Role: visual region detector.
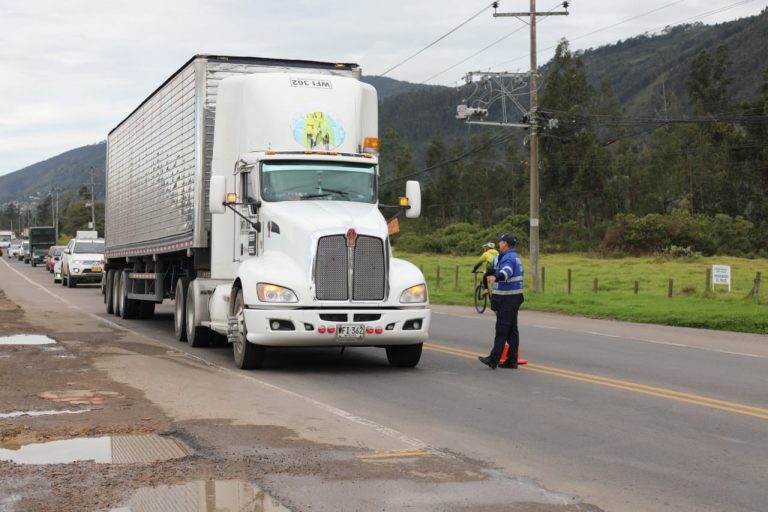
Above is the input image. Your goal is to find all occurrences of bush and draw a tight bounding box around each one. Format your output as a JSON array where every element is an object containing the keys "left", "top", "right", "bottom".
[{"left": 601, "top": 210, "right": 756, "bottom": 256}]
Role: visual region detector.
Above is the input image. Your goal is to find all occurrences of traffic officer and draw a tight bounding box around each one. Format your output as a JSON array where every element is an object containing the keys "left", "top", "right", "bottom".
[{"left": 478, "top": 233, "right": 524, "bottom": 369}]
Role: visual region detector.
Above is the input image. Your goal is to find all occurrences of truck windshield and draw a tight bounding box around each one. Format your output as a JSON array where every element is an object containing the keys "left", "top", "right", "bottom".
[
  {"left": 0, "top": 235, "right": 11, "bottom": 243},
  {"left": 260, "top": 161, "right": 376, "bottom": 203},
  {"left": 74, "top": 241, "right": 105, "bottom": 253}
]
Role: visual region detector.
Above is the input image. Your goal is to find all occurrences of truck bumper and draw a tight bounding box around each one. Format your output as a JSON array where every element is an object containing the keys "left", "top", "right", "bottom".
[{"left": 243, "top": 307, "right": 430, "bottom": 347}]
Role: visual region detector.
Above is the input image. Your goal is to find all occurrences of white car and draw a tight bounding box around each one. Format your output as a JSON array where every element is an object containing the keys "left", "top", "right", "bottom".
[
  {"left": 7, "top": 243, "right": 22, "bottom": 259},
  {"left": 61, "top": 238, "right": 105, "bottom": 288}
]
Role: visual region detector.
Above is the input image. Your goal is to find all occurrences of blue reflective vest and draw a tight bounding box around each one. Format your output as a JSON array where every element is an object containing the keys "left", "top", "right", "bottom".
[{"left": 492, "top": 249, "right": 524, "bottom": 295}]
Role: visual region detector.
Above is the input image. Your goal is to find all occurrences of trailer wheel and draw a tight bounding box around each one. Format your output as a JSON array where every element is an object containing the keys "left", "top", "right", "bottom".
[
  {"left": 105, "top": 270, "right": 115, "bottom": 314},
  {"left": 112, "top": 270, "right": 122, "bottom": 317},
  {"left": 174, "top": 277, "right": 189, "bottom": 341},
  {"left": 232, "top": 289, "right": 265, "bottom": 369},
  {"left": 186, "top": 284, "right": 213, "bottom": 347},
  {"left": 119, "top": 271, "right": 139, "bottom": 319},
  {"left": 385, "top": 343, "right": 423, "bottom": 368}
]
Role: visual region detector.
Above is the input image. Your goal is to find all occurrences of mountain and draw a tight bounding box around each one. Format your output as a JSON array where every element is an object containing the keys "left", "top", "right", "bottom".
[{"left": 0, "top": 142, "right": 106, "bottom": 204}]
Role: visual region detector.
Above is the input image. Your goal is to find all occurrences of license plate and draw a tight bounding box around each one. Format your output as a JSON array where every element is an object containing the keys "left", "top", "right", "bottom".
[
  {"left": 337, "top": 324, "right": 364, "bottom": 340},
  {"left": 91, "top": 266, "right": 102, "bottom": 273}
]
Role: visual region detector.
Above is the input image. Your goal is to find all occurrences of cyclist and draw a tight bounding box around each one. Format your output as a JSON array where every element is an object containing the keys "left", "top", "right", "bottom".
[{"left": 472, "top": 242, "right": 499, "bottom": 297}]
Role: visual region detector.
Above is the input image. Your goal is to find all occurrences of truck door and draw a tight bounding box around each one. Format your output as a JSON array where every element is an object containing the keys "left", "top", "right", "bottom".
[{"left": 234, "top": 164, "right": 260, "bottom": 260}]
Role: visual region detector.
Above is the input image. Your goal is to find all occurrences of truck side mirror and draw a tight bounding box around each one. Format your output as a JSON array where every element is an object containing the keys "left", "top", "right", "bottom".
[
  {"left": 210, "top": 176, "right": 227, "bottom": 214},
  {"left": 404, "top": 181, "right": 421, "bottom": 219}
]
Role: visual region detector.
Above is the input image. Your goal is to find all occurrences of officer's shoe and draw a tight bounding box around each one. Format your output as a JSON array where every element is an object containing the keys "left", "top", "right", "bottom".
[
  {"left": 499, "top": 360, "right": 518, "bottom": 369},
  {"left": 478, "top": 355, "right": 497, "bottom": 369}
]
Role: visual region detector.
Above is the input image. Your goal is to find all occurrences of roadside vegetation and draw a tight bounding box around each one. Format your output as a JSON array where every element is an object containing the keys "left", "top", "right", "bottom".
[{"left": 397, "top": 251, "right": 768, "bottom": 334}]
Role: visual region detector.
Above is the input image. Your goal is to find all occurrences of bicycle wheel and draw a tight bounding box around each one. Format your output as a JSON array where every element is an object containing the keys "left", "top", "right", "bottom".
[{"left": 474, "top": 284, "right": 487, "bottom": 314}]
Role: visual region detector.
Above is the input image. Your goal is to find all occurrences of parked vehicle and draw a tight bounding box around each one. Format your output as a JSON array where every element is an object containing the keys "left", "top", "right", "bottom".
[
  {"left": 45, "top": 245, "right": 66, "bottom": 273},
  {"left": 28, "top": 227, "right": 56, "bottom": 267},
  {"left": 103, "top": 55, "right": 429, "bottom": 370},
  {"left": 61, "top": 237, "right": 105, "bottom": 287},
  {"left": 20, "top": 241, "right": 30, "bottom": 262}
]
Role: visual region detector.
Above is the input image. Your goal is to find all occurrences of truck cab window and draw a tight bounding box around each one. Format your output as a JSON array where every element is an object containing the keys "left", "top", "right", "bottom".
[{"left": 261, "top": 161, "right": 376, "bottom": 203}]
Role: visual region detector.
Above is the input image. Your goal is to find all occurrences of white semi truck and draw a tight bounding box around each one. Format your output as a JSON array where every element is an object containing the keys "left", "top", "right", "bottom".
[{"left": 104, "top": 55, "right": 429, "bottom": 369}]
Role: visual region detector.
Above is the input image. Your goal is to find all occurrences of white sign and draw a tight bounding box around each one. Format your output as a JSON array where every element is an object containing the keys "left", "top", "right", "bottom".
[{"left": 712, "top": 265, "right": 731, "bottom": 291}]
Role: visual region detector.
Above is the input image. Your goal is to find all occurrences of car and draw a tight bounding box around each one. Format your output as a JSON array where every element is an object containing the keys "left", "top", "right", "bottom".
[
  {"left": 20, "top": 241, "right": 30, "bottom": 263},
  {"left": 45, "top": 245, "right": 66, "bottom": 273},
  {"left": 61, "top": 237, "right": 105, "bottom": 288},
  {"left": 53, "top": 259, "right": 63, "bottom": 283},
  {"left": 7, "top": 243, "right": 22, "bottom": 259}
]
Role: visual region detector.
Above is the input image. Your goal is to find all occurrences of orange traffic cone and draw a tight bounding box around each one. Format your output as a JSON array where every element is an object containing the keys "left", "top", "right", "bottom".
[{"left": 500, "top": 343, "right": 528, "bottom": 365}]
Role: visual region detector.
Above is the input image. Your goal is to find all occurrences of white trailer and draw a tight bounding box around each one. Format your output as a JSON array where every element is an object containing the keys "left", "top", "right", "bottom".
[{"left": 104, "top": 55, "right": 429, "bottom": 369}]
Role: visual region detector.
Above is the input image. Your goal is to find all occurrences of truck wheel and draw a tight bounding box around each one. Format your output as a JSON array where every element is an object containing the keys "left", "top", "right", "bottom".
[
  {"left": 232, "top": 289, "right": 265, "bottom": 369},
  {"left": 119, "top": 272, "right": 139, "bottom": 319},
  {"left": 186, "top": 285, "right": 213, "bottom": 347},
  {"left": 105, "top": 271, "right": 115, "bottom": 314},
  {"left": 138, "top": 301, "right": 155, "bottom": 319},
  {"left": 385, "top": 343, "right": 423, "bottom": 368},
  {"left": 174, "top": 277, "right": 189, "bottom": 341},
  {"left": 112, "top": 270, "right": 122, "bottom": 317}
]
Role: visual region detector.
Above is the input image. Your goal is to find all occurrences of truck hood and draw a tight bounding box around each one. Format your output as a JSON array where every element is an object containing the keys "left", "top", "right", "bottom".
[{"left": 264, "top": 201, "right": 386, "bottom": 235}]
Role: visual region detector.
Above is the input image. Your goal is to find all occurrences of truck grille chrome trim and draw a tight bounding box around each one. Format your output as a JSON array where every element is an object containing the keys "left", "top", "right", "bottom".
[{"left": 314, "top": 235, "right": 386, "bottom": 301}]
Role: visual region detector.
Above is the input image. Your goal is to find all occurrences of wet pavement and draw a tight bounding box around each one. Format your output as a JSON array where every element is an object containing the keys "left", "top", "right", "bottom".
[{"left": 0, "top": 434, "right": 190, "bottom": 464}]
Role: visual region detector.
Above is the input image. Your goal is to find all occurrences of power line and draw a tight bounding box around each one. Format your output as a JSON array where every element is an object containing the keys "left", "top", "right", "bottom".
[{"left": 378, "top": 3, "right": 496, "bottom": 78}]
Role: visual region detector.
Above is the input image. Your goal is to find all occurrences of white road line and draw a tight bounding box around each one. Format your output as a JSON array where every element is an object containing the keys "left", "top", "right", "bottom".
[
  {"left": 432, "top": 311, "right": 767, "bottom": 359},
  {"left": 1, "top": 257, "right": 442, "bottom": 455}
]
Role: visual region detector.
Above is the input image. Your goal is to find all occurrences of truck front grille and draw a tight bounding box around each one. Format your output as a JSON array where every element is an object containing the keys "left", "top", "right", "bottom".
[{"left": 314, "top": 235, "right": 386, "bottom": 301}]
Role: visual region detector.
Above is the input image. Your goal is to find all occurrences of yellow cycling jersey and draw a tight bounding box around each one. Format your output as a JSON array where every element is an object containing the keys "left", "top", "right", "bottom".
[{"left": 476, "top": 249, "right": 499, "bottom": 271}]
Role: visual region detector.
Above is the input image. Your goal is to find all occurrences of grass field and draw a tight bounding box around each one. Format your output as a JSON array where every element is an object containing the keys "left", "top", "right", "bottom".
[{"left": 395, "top": 251, "right": 768, "bottom": 334}]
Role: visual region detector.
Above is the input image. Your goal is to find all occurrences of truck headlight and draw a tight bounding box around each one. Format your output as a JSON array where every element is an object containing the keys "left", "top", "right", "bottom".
[
  {"left": 400, "top": 284, "right": 428, "bottom": 303},
  {"left": 257, "top": 283, "right": 298, "bottom": 303}
]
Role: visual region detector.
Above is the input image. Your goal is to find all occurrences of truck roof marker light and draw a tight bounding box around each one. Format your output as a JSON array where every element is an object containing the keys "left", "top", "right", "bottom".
[
  {"left": 266, "top": 150, "right": 276, "bottom": 155},
  {"left": 363, "top": 137, "right": 380, "bottom": 155},
  {"left": 329, "top": 151, "right": 338, "bottom": 155},
  {"left": 362, "top": 153, "right": 373, "bottom": 159},
  {"left": 304, "top": 150, "right": 313, "bottom": 154}
]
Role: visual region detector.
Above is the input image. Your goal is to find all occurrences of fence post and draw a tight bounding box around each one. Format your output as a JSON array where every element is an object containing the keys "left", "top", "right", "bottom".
[
  {"left": 668, "top": 279, "right": 674, "bottom": 298},
  {"left": 593, "top": 277, "right": 598, "bottom": 293},
  {"left": 436, "top": 265, "right": 441, "bottom": 289},
  {"left": 705, "top": 268, "right": 711, "bottom": 291},
  {"left": 634, "top": 281, "right": 639, "bottom": 294},
  {"left": 567, "top": 269, "right": 572, "bottom": 295},
  {"left": 541, "top": 266, "right": 546, "bottom": 293},
  {"left": 748, "top": 271, "right": 762, "bottom": 303},
  {"left": 454, "top": 265, "right": 459, "bottom": 290}
]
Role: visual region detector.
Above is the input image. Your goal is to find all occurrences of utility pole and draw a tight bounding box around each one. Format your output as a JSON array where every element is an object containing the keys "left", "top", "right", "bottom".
[
  {"left": 88, "top": 166, "right": 97, "bottom": 231},
  {"left": 493, "top": 1, "right": 568, "bottom": 292},
  {"left": 50, "top": 188, "right": 62, "bottom": 242}
]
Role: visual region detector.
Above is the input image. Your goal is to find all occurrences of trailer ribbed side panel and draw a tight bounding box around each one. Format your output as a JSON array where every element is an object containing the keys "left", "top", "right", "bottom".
[{"left": 106, "top": 55, "right": 361, "bottom": 258}]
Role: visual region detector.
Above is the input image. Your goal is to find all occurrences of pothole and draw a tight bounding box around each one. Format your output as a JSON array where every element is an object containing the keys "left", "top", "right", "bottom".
[
  {"left": 37, "top": 389, "right": 122, "bottom": 406},
  {"left": 0, "top": 409, "right": 91, "bottom": 419},
  {"left": 0, "top": 334, "right": 56, "bottom": 345},
  {"left": 111, "top": 480, "right": 291, "bottom": 511},
  {"left": 0, "top": 434, "right": 190, "bottom": 464}
]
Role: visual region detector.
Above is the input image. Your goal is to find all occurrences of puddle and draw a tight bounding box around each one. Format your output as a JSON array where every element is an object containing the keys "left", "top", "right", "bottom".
[
  {"left": 0, "top": 334, "right": 56, "bottom": 345},
  {"left": 0, "top": 434, "right": 190, "bottom": 464},
  {"left": 111, "top": 480, "right": 291, "bottom": 512},
  {"left": 0, "top": 409, "right": 91, "bottom": 419}
]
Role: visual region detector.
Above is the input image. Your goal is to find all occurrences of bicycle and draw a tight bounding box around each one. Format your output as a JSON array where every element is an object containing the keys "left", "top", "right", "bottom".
[{"left": 473, "top": 271, "right": 490, "bottom": 314}]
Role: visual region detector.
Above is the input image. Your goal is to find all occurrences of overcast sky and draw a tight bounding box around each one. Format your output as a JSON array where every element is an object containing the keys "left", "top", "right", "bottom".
[{"left": 0, "top": 0, "right": 763, "bottom": 176}]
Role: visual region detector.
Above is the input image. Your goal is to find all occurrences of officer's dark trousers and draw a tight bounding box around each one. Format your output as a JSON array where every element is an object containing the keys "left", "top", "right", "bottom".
[{"left": 490, "top": 294, "right": 524, "bottom": 363}]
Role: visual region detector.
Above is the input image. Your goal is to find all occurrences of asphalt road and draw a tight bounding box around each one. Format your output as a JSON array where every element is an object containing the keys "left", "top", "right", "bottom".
[{"left": 2, "top": 255, "right": 767, "bottom": 512}]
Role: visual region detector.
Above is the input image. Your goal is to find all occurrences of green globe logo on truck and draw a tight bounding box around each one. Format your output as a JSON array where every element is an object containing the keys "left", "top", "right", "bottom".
[{"left": 292, "top": 111, "right": 345, "bottom": 150}]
